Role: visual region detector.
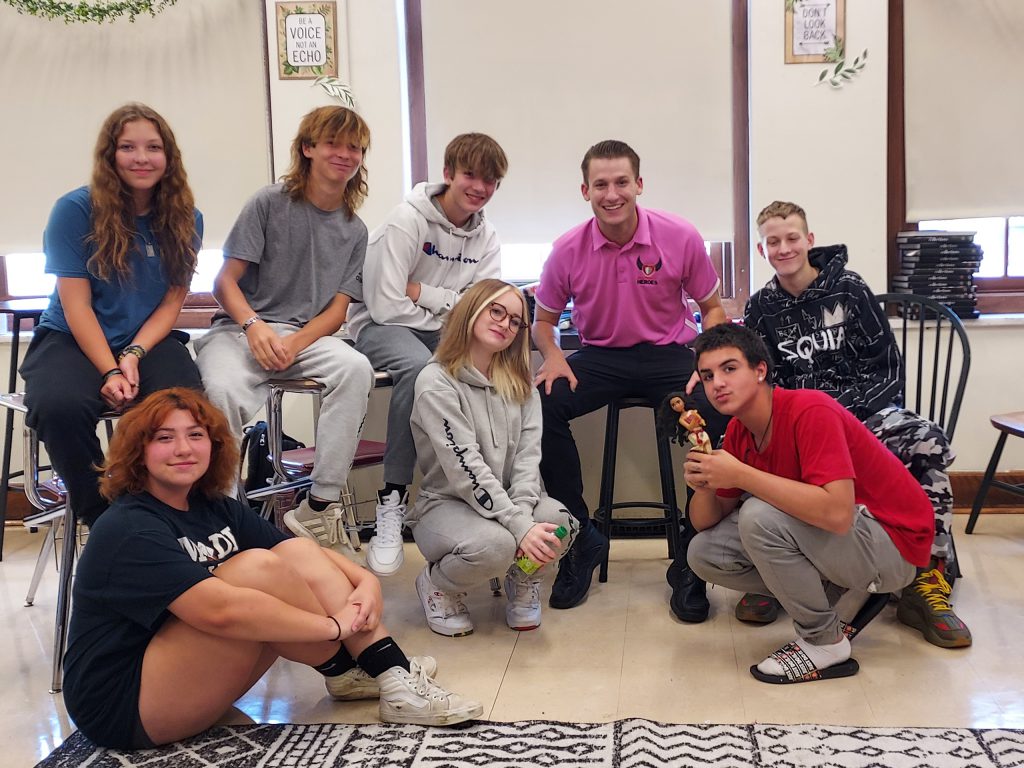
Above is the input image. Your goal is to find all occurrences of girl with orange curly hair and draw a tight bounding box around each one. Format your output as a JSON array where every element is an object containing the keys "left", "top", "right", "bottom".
[
  {"left": 63, "top": 388, "right": 481, "bottom": 749},
  {"left": 20, "top": 103, "right": 203, "bottom": 527}
]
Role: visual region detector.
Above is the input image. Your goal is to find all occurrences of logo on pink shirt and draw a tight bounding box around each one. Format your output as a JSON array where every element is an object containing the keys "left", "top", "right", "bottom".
[{"left": 636, "top": 255, "right": 663, "bottom": 284}]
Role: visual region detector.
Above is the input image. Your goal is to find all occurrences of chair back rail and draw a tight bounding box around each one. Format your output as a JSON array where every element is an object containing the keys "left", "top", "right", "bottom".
[{"left": 875, "top": 293, "right": 971, "bottom": 441}]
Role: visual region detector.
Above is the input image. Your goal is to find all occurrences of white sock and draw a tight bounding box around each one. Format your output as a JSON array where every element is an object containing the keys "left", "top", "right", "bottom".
[{"left": 757, "top": 635, "right": 851, "bottom": 676}]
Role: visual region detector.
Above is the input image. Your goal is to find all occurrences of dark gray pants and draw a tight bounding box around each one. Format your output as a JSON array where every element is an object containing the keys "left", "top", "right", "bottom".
[{"left": 354, "top": 324, "right": 441, "bottom": 486}]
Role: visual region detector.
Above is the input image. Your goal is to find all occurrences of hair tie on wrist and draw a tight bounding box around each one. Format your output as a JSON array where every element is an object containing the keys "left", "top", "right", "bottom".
[
  {"left": 327, "top": 615, "right": 342, "bottom": 642},
  {"left": 102, "top": 368, "right": 124, "bottom": 382}
]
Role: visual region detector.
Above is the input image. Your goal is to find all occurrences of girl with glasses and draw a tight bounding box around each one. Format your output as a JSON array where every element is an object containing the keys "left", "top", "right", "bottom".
[{"left": 407, "top": 279, "right": 577, "bottom": 636}]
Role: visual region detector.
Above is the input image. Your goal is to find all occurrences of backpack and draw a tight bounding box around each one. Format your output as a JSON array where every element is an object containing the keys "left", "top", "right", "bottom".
[{"left": 240, "top": 420, "right": 305, "bottom": 508}]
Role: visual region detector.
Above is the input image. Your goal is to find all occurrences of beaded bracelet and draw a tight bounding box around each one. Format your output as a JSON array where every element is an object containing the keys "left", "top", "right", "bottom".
[
  {"left": 241, "top": 315, "right": 261, "bottom": 333},
  {"left": 118, "top": 344, "right": 146, "bottom": 362}
]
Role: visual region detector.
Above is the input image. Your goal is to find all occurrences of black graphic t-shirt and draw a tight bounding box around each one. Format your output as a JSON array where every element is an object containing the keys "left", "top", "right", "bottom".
[{"left": 63, "top": 491, "right": 287, "bottom": 746}]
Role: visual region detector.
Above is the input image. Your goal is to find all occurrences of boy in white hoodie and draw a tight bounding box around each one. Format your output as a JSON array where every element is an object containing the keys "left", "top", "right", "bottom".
[{"left": 346, "top": 134, "right": 508, "bottom": 576}]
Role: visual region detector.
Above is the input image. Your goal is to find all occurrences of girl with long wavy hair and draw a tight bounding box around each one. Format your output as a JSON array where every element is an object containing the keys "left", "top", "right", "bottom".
[
  {"left": 407, "top": 279, "right": 578, "bottom": 636},
  {"left": 62, "top": 388, "right": 481, "bottom": 749},
  {"left": 20, "top": 103, "right": 203, "bottom": 527}
]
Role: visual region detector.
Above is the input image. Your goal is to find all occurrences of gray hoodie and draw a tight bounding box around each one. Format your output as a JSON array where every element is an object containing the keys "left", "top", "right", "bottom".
[
  {"left": 408, "top": 361, "right": 543, "bottom": 545},
  {"left": 347, "top": 182, "right": 501, "bottom": 339}
]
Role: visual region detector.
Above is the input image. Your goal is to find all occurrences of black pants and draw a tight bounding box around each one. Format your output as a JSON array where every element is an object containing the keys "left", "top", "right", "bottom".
[
  {"left": 538, "top": 343, "right": 729, "bottom": 533},
  {"left": 20, "top": 328, "right": 202, "bottom": 526}
]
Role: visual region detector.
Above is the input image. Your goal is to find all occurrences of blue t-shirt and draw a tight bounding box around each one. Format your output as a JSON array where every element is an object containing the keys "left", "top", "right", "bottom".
[{"left": 37, "top": 186, "right": 203, "bottom": 350}]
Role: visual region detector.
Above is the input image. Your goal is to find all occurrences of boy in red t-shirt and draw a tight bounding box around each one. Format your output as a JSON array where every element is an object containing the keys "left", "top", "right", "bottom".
[{"left": 683, "top": 323, "right": 933, "bottom": 684}]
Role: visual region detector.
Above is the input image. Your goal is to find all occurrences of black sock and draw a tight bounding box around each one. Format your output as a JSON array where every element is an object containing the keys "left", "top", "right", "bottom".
[
  {"left": 356, "top": 637, "right": 410, "bottom": 677},
  {"left": 307, "top": 495, "right": 331, "bottom": 512},
  {"left": 313, "top": 644, "right": 357, "bottom": 677},
  {"left": 382, "top": 483, "right": 407, "bottom": 499}
]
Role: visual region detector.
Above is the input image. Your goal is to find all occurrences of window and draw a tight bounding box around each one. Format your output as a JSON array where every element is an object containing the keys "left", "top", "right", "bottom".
[
  {"left": 1, "top": 250, "right": 224, "bottom": 331},
  {"left": 3, "top": 249, "right": 223, "bottom": 300}
]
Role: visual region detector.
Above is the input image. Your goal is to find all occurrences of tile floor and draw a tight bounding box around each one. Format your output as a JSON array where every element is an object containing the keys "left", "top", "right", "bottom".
[{"left": 2, "top": 514, "right": 1022, "bottom": 766}]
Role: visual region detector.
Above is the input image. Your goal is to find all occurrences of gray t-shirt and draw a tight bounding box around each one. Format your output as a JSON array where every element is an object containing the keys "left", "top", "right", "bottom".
[{"left": 212, "top": 183, "right": 367, "bottom": 328}]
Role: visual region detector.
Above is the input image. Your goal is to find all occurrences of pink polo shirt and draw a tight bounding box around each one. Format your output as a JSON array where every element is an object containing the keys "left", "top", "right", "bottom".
[{"left": 534, "top": 207, "right": 720, "bottom": 347}]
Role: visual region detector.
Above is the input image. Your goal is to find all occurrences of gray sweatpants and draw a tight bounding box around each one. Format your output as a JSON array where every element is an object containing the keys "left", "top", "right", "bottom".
[
  {"left": 688, "top": 498, "right": 915, "bottom": 645},
  {"left": 410, "top": 495, "right": 578, "bottom": 592},
  {"left": 354, "top": 323, "right": 441, "bottom": 486},
  {"left": 195, "top": 323, "right": 374, "bottom": 501}
]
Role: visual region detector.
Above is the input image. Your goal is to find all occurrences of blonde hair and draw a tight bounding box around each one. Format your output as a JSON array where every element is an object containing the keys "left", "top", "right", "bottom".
[
  {"left": 434, "top": 279, "right": 532, "bottom": 404},
  {"left": 88, "top": 103, "right": 198, "bottom": 286},
  {"left": 280, "top": 106, "right": 371, "bottom": 217},
  {"left": 756, "top": 201, "right": 808, "bottom": 233}
]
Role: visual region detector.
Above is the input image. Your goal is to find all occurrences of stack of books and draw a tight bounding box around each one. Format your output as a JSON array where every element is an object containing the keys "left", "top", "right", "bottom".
[{"left": 893, "top": 231, "right": 981, "bottom": 319}]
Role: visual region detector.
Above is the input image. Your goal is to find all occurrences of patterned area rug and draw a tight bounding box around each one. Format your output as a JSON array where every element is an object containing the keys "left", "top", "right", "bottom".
[{"left": 35, "top": 719, "right": 1024, "bottom": 768}]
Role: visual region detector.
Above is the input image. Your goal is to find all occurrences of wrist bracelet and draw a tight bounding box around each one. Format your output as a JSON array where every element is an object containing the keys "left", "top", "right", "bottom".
[
  {"left": 241, "top": 315, "right": 261, "bottom": 333},
  {"left": 118, "top": 344, "right": 146, "bottom": 362},
  {"left": 327, "top": 615, "right": 342, "bottom": 642},
  {"left": 102, "top": 368, "right": 124, "bottom": 382}
]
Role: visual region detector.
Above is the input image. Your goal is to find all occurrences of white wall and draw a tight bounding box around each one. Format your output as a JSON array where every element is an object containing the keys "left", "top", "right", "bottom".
[{"left": 0, "top": 0, "right": 270, "bottom": 250}]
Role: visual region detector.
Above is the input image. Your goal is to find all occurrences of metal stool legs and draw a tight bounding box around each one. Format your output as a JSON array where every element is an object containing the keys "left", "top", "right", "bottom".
[
  {"left": 50, "top": 501, "right": 77, "bottom": 693},
  {"left": 263, "top": 380, "right": 364, "bottom": 551},
  {"left": 24, "top": 512, "right": 59, "bottom": 607}
]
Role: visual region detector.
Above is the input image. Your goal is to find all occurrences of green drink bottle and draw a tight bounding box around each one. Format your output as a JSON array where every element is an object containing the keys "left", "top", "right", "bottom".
[{"left": 515, "top": 525, "right": 569, "bottom": 575}]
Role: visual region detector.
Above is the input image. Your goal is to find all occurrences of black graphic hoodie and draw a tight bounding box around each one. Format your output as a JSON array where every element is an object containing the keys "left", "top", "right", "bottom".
[
  {"left": 408, "top": 361, "right": 543, "bottom": 545},
  {"left": 744, "top": 244, "right": 903, "bottom": 421}
]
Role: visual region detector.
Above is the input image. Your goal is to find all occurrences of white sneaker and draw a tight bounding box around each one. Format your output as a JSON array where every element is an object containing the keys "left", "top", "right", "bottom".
[
  {"left": 415, "top": 566, "right": 473, "bottom": 637},
  {"left": 378, "top": 663, "right": 483, "bottom": 726},
  {"left": 366, "top": 490, "right": 407, "bottom": 575},
  {"left": 504, "top": 565, "right": 543, "bottom": 631},
  {"left": 283, "top": 497, "right": 345, "bottom": 547},
  {"left": 325, "top": 655, "right": 437, "bottom": 701}
]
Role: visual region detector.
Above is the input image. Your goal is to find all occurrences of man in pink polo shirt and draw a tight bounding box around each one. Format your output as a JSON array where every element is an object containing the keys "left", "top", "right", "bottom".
[{"left": 533, "top": 139, "right": 729, "bottom": 614}]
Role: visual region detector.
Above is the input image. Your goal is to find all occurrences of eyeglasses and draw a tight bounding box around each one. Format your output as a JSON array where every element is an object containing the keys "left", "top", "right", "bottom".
[{"left": 487, "top": 302, "right": 525, "bottom": 332}]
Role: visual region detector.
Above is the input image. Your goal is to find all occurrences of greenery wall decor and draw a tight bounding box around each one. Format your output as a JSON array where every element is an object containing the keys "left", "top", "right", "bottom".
[
  {"left": 817, "top": 38, "right": 868, "bottom": 89},
  {"left": 2, "top": 0, "right": 177, "bottom": 23}
]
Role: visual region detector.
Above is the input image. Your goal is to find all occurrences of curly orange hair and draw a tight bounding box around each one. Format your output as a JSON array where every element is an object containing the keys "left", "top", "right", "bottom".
[
  {"left": 88, "top": 103, "right": 198, "bottom": 287},
  {"left": 99, "top": 388, "right": 239, "bottom": 501}
]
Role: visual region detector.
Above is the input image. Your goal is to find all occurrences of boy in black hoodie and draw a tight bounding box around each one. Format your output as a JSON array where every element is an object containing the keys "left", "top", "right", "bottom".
[{"left": 741, "top": 201, "right": 970, "bottom": 649}]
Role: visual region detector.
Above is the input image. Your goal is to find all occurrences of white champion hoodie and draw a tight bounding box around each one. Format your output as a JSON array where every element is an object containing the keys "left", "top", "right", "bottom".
[{"left": 347, "top": 182, "right": 501, "bottom": 339}]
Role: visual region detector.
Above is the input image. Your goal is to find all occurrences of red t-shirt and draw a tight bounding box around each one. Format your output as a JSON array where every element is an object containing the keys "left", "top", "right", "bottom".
[{"left": 719, "top": 387, "right": 933, "bottom": 567}]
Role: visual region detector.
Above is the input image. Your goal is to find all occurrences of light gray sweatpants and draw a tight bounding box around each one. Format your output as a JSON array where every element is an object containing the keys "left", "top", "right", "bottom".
[
  {"left": 354, "top": 323, "right": 440, "bottom": 486},
  {"left": 687, "top": 498, "right": 916, "bottom": 645},
  {"left": 410, "top": 495, "right": 578, "bottom": 592},
  {"left": 195, "top": 323, "right": 374, "bottom": 501}
]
